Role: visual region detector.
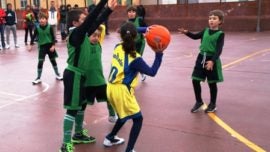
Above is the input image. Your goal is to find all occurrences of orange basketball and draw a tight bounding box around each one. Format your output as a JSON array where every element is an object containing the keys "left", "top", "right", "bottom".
[{"left": 145, "top": 25, "right": 171, "bottom": 52}]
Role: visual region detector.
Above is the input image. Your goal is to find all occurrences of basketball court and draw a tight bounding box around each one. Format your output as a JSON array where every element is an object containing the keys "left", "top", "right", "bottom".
[{"left": 0, "top": 30, "right": 269, "bottom": 152}]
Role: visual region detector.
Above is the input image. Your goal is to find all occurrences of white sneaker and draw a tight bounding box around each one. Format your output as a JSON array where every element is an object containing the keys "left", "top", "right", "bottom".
[
  {"left": 32, "top": 78, "right": 42, "bottom": 85},
  {"left": 56, "top": 75, "right": 63, "bottom": 80},
  {"left": 108, "top": 115, "right": 118, "bottom": 123},
  {"left": 130, "top": 150, "right": 136, "bottom": 152},
  {"left": 103, "top": 136, "right": 125, "bottom": 147},
  {"left": 0, "top": 46, "right": 2, "bottom": 50},
  {"left": 5, "top": 45, "right": 10, "bottom": 49},
  {"left": 15, "top": 44, "right": 19, "bottom": 48}
]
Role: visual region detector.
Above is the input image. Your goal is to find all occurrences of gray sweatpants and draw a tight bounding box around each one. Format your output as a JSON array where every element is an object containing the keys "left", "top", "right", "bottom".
[{"left": 5, "top": 24, "right": 17, "bottom": 45}]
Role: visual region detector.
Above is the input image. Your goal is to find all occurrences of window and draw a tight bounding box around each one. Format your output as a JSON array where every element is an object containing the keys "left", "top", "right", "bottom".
[
  {"left": 162, "top": 0, "right": 177, "bottom": 4},
  {"left": 33, "top": 0, "right": 40, "bottom": 6},
  {"left": 21, "top": 0, "right": 27, "bottom": 8},
  {"left": 1, "top": 0, "right": 7, "bottom": 9}
]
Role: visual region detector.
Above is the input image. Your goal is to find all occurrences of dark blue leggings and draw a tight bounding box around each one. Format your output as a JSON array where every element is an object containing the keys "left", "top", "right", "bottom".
[{"left": 107, "top": 115, "right": 143, "bottom": 152}]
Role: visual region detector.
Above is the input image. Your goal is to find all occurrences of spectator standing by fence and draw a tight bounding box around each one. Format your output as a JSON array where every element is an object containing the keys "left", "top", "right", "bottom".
[
  {"left": 0, "top": 7, "right": 6, "bottom": 50},
  {"left": 5, "top": 3, "right": 19, "bottom": 49}
]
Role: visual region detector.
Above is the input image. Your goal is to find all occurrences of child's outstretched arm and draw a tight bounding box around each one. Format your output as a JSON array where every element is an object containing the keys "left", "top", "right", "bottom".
[
  {"left": 137, "top": 27, "right": 147, "bottom": 33},
  {"left": 130, "top": 53, "right": 163, "bottom": 77},
  {"left": 178, "top": 27, "right": 188, "bottom": 34},
  {"left": 178, "top": 27, "right": 204, "bottom": 40},
  {"left": 87, "top": 0, "right": 117, "bottom": 36},
  {"left": 78, "top": 0, "right": 108, "bottom": 34},
  {"left": 69, "top": 0, "right": 108, "bottom": 47},
  {"left": 130, "top": 42, "right": 165, "bottom": 76}
]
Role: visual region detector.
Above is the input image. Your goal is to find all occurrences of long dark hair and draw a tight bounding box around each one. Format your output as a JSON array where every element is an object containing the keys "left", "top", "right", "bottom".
[{"left": 120, "top": 22, "right": 137, "bottom": 58}]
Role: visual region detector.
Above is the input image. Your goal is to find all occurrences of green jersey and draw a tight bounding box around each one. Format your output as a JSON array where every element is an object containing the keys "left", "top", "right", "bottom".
[
  {"left": 84, "top": 43, "right": 106, "bottom": 86},
  {"left": 200, "top": 28, "right": 223, "bottom": 55},
  {"left": 66, "top": 33, "right": 92, "bottom": 72},
  {"left": 37, "top": 25, "right": 53, "bottom": 46}
]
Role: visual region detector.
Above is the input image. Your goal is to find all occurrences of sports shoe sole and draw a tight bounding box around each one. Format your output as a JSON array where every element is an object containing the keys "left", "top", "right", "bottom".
[
  {"left": 191, "top": 103, "right": 204, "bottom": 113},
  {"left": 32, "top": 82, "right": 41, "bottom": 85},
  {"left": 72, "top": 138, "right": 96, "bottom": 144},
  {"left": 103, "top": 137, "right": 125, "bottom": 147},
  {"left": 205, "top": 107, "right": 217, "bottom": 113}
]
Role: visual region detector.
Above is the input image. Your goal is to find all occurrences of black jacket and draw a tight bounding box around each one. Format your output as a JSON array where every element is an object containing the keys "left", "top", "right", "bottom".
[{"left": 5, "top": 9, "right": 16, "bottom": 25}]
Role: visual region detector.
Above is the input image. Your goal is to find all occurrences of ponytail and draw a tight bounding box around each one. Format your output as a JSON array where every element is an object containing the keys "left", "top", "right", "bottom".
[{"left": 120, "top": 22, "right": 137, "bottom": 58}]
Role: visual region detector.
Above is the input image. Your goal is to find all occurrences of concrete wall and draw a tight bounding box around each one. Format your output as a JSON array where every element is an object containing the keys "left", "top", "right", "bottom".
[
  {"left": 15, "top": 1, "right": 270, "bottom": 32},
  {"left": 108, "top": 1, "right": 270, "bottom": 32}
]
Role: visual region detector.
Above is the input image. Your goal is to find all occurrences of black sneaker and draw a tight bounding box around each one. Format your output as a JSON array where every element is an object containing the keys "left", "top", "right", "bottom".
[
  {"left": 205, "top": 104, "right": 217, "bottom": 113},
  {"left": 72, "top": 129, "right": 96, "bottom": 144},
  {"left": 191, "top": 102, "right": 204, "bottom": 113},
  {"left": 59, "top": 143, "right": 74, "bottom": 152}
]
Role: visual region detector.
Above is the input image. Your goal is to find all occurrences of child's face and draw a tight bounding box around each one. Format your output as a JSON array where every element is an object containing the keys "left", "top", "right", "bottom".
[
  {"left": 39, "top": 17, "right": 47, "bottom": 26},
  {"left": 73, "top": 13, "right": 86, "bottom": 27},
  {"left": 7, "top": 5, "right": 12, "bottom": 10},
  {"left": 89, "top": 30, "right": 101, "bottom": 44},
  {"left": 208, "top": 15, "right": 221, "bottom": 30},
  {"left": 127, "top": 10, "right": 136, "bottom": 19}
]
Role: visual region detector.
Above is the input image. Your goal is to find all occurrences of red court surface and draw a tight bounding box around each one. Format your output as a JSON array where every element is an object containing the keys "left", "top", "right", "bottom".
[{"left": 0, "top": 30, "right": 270, "bottom": 152}]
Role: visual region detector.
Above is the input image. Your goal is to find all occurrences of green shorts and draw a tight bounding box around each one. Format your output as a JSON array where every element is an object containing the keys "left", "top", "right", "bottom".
[
  {"left": 38, "top": 44, "right": 58, "bottom": 61},
  {"left": 63, "top": 68, "right": 86, "bottom": 110},
  {"left": 192, "top": 53, "right": 223, "bottom": 83},
  {"left": 84, "top": 84, "right": 107, "bottom": 105}
]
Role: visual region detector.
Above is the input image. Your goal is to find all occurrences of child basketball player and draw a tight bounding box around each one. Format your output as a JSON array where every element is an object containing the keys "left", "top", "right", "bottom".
[
  {"left": 126, "top": 6, "right": 147, "bottom": 81},
  {"left": 178, "top": 9, "right": 225, "bottom": 113},
  {"left": 29, "top": 12, "right": 62, "bottom": 85},
  {"left": 84, "top": 25, "right": 117, "bottom": 123},
  {"left": 59, "top": 0, "right": 117, "bottom": 152},
  {"left": 103, "top": 22, "right": 166, "bottom": 152}
]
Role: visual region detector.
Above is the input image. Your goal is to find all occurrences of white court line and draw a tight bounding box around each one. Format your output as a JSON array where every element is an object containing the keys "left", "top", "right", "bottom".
[
  {"left": 0, "top": 82, "right": 50, "bottom": 109},
  {"left": 0, "top": 95, "right": 21, "bottom": 101},
  {"left": 0, "top": 91, "right": 26, "bottom": 98}
]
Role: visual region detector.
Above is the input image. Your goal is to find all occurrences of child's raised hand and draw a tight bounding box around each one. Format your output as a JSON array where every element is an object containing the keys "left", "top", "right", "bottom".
[
  {"left": 151, "top": 38, "right": 166, "bottom": 53},
  {"left": 178, "top": 28, "right": 188, "bottom": 34},
  {"left": 108, "top": 0, "right": 118, "bottom": 10}
]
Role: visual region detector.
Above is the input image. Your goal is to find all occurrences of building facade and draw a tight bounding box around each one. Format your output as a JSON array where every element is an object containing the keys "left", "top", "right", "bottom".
[
  {"left": 0, "top": 0, "right": 142, "bottom": 10},
  {"left": 1, "top": 0, "right": 255, "bottom": 10}
]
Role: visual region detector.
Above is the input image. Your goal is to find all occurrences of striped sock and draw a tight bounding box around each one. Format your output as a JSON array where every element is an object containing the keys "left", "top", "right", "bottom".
[
  {"left": 75, "top": 110, "right": 85, "bottom": 133},
  {"left": 63, "top": 114, "right": 75, "bottom": 143}
]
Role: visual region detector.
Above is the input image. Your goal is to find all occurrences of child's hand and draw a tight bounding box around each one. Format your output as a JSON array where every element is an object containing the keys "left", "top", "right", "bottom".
[
  {"left": 178, "top": 28, "right": 188, "bottom": 34},
  {"left": 50, "top": 45, "right": 55, "bottom": 52},
  {"left": 151, "top": 38, "right": 166, "bottom": 53},
  {"left": 108, "top": 0, "right": 118, "bottom": 10},
  {"left": 206, "top": 60, "right": 214, "bottom": 71}
]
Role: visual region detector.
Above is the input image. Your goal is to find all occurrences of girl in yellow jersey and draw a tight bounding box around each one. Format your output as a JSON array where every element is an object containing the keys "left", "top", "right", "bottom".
[{"left": 103, "top": 22, "right": 166, "bottom": 152}]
